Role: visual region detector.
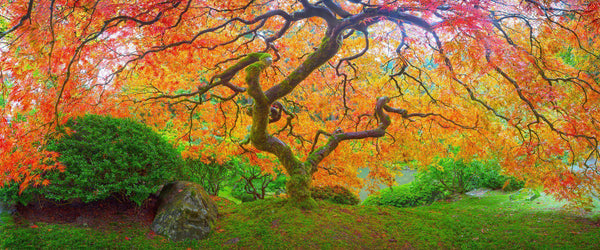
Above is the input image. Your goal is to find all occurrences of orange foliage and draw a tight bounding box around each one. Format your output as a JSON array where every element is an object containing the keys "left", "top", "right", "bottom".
[{"left": 1, "top": 0, "right": 599, "bottom": 203}]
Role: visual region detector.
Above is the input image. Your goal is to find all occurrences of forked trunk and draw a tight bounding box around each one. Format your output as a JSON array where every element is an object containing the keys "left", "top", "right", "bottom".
[{"left": 285, "top": 165, "right": 317, "bottom": 209}]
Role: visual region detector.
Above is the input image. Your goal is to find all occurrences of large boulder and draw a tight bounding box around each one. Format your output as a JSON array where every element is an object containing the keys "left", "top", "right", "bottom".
[{"left": 151, "top": 181, "right": 218, "bottom": 241}]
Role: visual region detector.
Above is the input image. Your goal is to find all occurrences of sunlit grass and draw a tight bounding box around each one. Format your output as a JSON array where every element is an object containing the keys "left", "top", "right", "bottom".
[{"left": 217, "top": 186, "right": 242, "bottom": 205}]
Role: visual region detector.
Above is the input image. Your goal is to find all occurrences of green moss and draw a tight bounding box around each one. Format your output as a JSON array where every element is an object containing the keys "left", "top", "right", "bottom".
[
  {"left": 152, "top": 182, "right": 217, "bottom": 241},
  {"left": 286, "top": 172, "right": 317, "bottom": 209},
  {"left": 245, "top": 64, "right": 264, "bottom": 76},
  {"left": 245, "top": 53, "right": 272, "bottom": 72},
  {"left": 290, "top": 197, "right": 318, "bottom": 210},
  {"left": 2, "top": 193, "right": 600, "bottom": 248},
  {"left": 254, "top": 52, "right": 272, "bottom": 61},
  {"left": 215, "top": 52, "right": 272, "bottom": 84},
  {"left": 244, "top": 53, "right": 272, "bottom": 99}
]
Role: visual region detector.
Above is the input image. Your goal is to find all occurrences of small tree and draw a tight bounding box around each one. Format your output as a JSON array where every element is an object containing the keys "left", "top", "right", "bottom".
[
  {"left": 238, "top": 165, "right": 274, "bottom": 200},
  {"left": 182, "top": 157, "right": 233, "bottom": 196},
  {"left": 230, "top": 160, "right": 287, "bottom": 201}
]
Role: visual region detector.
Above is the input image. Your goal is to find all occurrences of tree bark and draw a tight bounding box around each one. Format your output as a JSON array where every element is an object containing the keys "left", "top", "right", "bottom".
[
  {"left": 286, "top": 164, "right": 317, "bottom": 209},
  {"left": 241, "top": 38, "right": 342, "bottom": 209}
]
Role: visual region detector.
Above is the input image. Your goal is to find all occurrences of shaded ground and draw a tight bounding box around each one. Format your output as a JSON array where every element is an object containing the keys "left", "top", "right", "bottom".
[
  {"left": 14, "top": 196, "right": 159, "bottom": 230},
  {"left": 12, "top": 195, "right": 235, "bottom": 231}
]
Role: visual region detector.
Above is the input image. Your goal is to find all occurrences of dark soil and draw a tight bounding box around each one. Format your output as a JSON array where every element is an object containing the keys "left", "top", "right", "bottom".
[{"left": 14, "top": 195, "right": 159, "bottom": 230}]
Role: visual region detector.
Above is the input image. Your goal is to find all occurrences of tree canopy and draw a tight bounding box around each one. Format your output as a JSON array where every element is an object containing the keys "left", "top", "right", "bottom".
[{"left": 1, "top": 0, "right": 599, "bottom": 206}]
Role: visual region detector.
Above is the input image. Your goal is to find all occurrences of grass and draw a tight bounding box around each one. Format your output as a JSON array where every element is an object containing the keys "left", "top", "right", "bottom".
[
  {"left": 217, "top": 186, "right": 242, "bottom": 205},
  {"left": 1, "top": 191, "right": 599, "bottom": 249}
]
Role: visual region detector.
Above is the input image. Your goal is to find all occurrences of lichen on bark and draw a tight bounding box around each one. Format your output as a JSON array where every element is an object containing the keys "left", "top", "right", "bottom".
[{"left": 240, "top": 37, "right": 344, "bottom": 209}]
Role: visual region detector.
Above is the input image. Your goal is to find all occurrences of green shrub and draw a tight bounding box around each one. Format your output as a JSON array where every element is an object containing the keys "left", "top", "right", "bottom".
[
  {"left": 32, "top": 114, "right": 180, "bottom": 205},
  {"left": 416, "top": 159, "right": 482, "bottom": 194},
  {"left": 363, "top": 158, "right": 524, "bottom": 208},
  {"left": 362, "top": 183, "right": 444, "bottom": 207},
  {"left": 0, "top": 182, "right": 35, "bottom": 206},
  {"left": 181, "top": 158, "right": 233, "bottom": 196},
  {"left": 416, "top": 158, "right": 524, "bottom": 195},
  {"left": 267, "top": 173, "right": 287, "bottom": 196},
  {"left": 310, "top": 185, "right": 360, "bottom": 205},
  {"left": 478, "top": 167, "right": 524, "bottom": 191},
  {"left": 231, "top": 186, "right": 257, "bottom": 202}
]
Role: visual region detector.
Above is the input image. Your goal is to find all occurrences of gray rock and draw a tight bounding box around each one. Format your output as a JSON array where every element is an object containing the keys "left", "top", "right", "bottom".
[
  {"left": 466, "top": 188, "right": 491, "bottom": 198},
  {"left": 151, "top": 181, "right": 218, "bottom": 241},
  {"left": 0, "top": 201, "right": 16, "bottom": 215},
  {"left": 0, "top": 201, "right": 15, "bottom": 227},
  {"left": 509, "top": 188, "right": 541, "bottom": 201}
]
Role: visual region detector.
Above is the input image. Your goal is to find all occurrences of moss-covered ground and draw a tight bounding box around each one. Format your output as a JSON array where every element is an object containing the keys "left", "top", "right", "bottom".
[{"left": 1, "top": 191, "right": 599, "bottom": 249}]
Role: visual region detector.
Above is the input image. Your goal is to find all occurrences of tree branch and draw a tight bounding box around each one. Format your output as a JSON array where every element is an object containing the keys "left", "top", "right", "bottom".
[{"left": 0, "top": 0, "right": 34, "bottom": 40}]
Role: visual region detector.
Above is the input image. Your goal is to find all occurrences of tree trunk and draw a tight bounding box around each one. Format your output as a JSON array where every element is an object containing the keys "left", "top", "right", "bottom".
[{"left": 285, "top": 165, "right": 317, "bottom": 209}]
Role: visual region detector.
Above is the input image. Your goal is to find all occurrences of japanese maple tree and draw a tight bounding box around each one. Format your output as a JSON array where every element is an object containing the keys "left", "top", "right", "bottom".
[{"left": 1, "top": 0, "right": 599, "bottom": 208}]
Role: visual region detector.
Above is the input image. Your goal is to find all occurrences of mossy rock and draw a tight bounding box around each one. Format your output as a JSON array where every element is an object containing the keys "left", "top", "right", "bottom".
[{"left": 151, "top": 181, "right": 218, "bottom": 241}]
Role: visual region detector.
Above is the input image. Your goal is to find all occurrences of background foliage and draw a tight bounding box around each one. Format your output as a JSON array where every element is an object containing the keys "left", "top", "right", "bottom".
[
  {"left": 180, "top": 157, "right": 234, "bottom": 196},
  {"left": 0, "top": 0, "right": 599, "bottom": 204},
  {"left": 414, "top": 158, "right": 525, "bottom": 194},
  {"left": 363, "top": 157, "right": 524, "bottom": 208}
]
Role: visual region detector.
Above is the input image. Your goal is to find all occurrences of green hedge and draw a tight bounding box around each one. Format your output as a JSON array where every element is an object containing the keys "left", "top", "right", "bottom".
[
  {"left": 311, "top": 185, "right": 360, "bottom": 205},
  {"left": 1, "top": 114, "right": 182, "bottom": 206},
  {"left": 415, "top": 159, "right": 524, "bottom": 194},
  {"left": 363, "top": 158, "right": 524, "bottom": 208},
  {"left": 362, "top": 183, "right": 444, "bottom": 207}
]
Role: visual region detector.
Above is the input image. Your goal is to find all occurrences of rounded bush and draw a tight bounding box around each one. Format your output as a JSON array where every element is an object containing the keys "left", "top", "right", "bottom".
[
  {"left": 39, "top": 114, "right": 181, "bottom": 205},
  {"left": 310, "top": 185, "right": 360, "bottom": 205},
  {"left": 362, "top": 183, "right": 444, "bottom": 208},
  {"left": 479, "top": 168, "right": 524, "bottom": 191},
  {"left": 415, "top": 159, "right": 481, "bottom": 194},
  {"left": 415, "top": 158, "right": 525, "bottom": 194}
]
